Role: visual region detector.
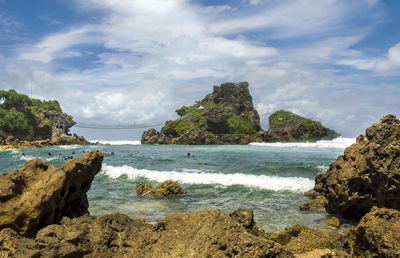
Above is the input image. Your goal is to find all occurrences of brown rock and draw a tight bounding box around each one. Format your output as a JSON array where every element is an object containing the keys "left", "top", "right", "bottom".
[
  {"left": 299, "top": 194, "right": 328, "bottom": 211},
  {"left": 5, "top": 209, "right": 293, "bottom": 257},
  {"left": 352, "top": 206, "right": 400, "bottom": 257},
  {"left": 319, "top": 217, "right": 340, "bottom": 228},
  {"left": 0, "top": 150, "right": 103, "bottom": 236},
  {"left": 269, "top": 224, "right": 347, "bottom": 255},
  {"left": 315, "top": 114, "right": 400, "bottom": 219},
  {"left": 136, "top": 180, "right": 187, "bottom": 197}
]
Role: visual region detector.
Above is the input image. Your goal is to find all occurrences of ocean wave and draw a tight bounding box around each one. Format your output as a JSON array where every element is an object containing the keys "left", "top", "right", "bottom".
[
  {"left": 58, "top": 145, "right": 80, "bottom": 150},
  {"left": 249, "top": 137, "right": 355, "bottom": 149},
  {"left": 91, "top": 140, "right": 141, "bottom": 145},
  {"left": 19, "top": 155, "right": 36, "bottom": 161},
  {"left": 101, "top": 164, "right": 314, "bottom": 193}
]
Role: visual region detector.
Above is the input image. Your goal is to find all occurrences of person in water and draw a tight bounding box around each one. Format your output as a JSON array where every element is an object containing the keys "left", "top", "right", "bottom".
[{"left": 187, "top": 153, "right": 190, "bottom": 157}]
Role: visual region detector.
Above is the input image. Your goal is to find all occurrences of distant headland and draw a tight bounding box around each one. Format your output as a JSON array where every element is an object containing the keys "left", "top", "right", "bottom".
[
  {"left": 0, "top": 89, "right": 91, "bottom": 149},
  {"left": 142, "top": 81, "right": 340, "bottom": 144}
]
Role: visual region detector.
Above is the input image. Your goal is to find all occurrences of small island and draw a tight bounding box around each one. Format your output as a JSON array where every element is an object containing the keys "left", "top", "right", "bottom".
[
  {"left": 0, "top": 89, "right": 90, "bottom": 149},
  {"left": 142, "top": 82, "right": 340, "bottom": 144}
]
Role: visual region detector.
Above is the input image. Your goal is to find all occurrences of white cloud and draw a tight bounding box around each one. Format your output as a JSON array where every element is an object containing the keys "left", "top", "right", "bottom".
[{"left": 338, "top": 42, "right": 400, "bottom": 73}]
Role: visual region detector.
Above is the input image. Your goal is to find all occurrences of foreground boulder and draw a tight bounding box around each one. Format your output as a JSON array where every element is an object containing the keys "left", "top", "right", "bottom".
[
  {"left": 352, "top": 206, "right": 400, "bottom": 256},
  {"left": 136, "top": 180, "right": 187, "bottom": 197},
  {"left": 314, "top": 114, "right": 400, "bottom": 219},
  {"left": 0, "top": 150, "right": 103, "bottom": 236},
  {"left": 1, "top": 209, "right": 293, "bottom": 257}
]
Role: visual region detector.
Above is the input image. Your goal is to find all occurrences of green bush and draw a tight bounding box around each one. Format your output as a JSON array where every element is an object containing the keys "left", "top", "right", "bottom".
[{"left": 0, "top": 107, "right": 35, "bottom": 136}]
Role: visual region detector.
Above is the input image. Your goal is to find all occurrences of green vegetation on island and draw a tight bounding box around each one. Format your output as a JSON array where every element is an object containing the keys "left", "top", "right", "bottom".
[
  {"left": 266, "top": 110, "right": 340, "bottom": 142},
  {"left": 0, "top": 89, "right": 75, "bottom": 140},
  {"left": 142, "top": 82, "right": 261, "bottom": 144}
]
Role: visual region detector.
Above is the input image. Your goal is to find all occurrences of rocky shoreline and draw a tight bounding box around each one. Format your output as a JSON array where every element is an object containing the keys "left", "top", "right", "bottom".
[
  {"left": 1, "top": 115, "right": 400, "bottom": 256},
  {"left": 0, "top": 133, "right": 94, "bottom": 150}
]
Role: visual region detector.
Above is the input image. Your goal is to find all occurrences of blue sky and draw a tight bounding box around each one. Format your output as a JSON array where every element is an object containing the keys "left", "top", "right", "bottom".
[{"left": 1, "top": 0, "right": 399, "bottom": 140}]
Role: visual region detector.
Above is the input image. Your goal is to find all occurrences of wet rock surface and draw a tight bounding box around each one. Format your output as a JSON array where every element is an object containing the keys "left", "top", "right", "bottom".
[
  {"left": 314, "top": 114, "right": 400, "bottom": 219},
  {"left": 136, "top": 180, "right": 187, "bottom": 197},
  {"left": 0, "top": 150, "right": 103, "bottom": 236}
]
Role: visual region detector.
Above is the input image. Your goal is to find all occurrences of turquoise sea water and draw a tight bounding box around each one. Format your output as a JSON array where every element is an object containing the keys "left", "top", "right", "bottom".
[{"left": 0, "top": 138, "right": 355, "bottom": 232}]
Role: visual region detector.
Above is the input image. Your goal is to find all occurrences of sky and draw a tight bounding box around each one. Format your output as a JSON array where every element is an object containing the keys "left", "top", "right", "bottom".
[{"left": 0, "top": 0, "right": 399, "bottom": 140}]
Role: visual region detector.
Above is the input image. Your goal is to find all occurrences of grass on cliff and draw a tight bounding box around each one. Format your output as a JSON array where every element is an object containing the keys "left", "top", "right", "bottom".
[{"left": 269, "top": 110, "right": 318, "bottom": 129}]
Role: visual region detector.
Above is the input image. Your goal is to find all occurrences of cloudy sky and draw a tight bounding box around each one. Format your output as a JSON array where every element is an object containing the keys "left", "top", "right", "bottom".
[{"left": 1, "top": 0, "right": 399, "bottom": 140}]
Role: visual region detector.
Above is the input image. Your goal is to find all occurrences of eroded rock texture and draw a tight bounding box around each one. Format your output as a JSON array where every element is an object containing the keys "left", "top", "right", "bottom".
[
  {"left": 314, "top": 114, "right": 400, "bottom": 219},
  {"left": 1, "top": 209, "right": 293, "bottom": 257},
  {"left": 0, "top": 150, "right": 103, "bottom": 236},
  {"left": 352, "top": 206, "right": 400, "bottom": 257}
]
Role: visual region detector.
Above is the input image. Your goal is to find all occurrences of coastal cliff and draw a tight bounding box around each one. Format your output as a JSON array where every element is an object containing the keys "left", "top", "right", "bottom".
[
  {"left": 0, "top": 89, "right": 91, "bottom": 149},
  {"left": 142, "top": 82, "right": 339, "bottom": 144}
]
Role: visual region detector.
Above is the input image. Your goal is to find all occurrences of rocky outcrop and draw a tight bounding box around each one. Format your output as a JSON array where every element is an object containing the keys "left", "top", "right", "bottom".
[
  {"left": 1, "top": 209, "right": 293, "bottom": 257},
  {"left": 141, "top": 83, "right": 340, "bottom": 144},
  {"left": 0, "top": 150, "right": 103, "bottom": 236},
  {"left": 261, "top": 110, "right": 340, "bottom": 142},
  {"left": 268, "top": 224, "right": 348, "bottom": 256},
  {"left": 314, "top": 114, "right": 400, "bottom": 219},
  {"left": 136, "top": 180, "right": 187, "bottom": 197},
  {"left": 142, "top": 81, "right": 263, "bottom": 144},
  {"left": 352, "top": 206, "right": 400, "bottom": 257},
  {"left": 0, "top": 134, "right": 92, "bottom": 150},
  {"left": 300, "top": 189, "right": 328, "bottom": 211}
]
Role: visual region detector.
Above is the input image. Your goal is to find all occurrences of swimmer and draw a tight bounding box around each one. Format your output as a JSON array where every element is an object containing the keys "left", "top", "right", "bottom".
[{"left": 187, "top": 152, "right": 190, "bottom": 157}]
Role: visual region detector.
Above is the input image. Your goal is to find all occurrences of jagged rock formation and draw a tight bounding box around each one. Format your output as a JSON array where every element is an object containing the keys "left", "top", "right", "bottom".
[
  {"left": 259, "top": 110, "right": 340, "bottom": 142},
  {"left": 314, "top": 114, "right": 400, "bottom": 219},
  {"left": 142, "top": 82, "right": 263, "bottom": 144},
  {"left": 136, "top": 180, "right": 187, "bottom": 197},
  {"left": 0, "top": 150, "right": 103, "bottom": 236},
  {"left": 1, "top": 209, "right": 292, "bottom": 257}
]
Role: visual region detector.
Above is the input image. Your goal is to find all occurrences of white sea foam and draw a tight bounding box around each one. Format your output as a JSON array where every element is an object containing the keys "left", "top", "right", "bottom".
[
  {"left": 58, "top": 145, "right": 80, "bottom": 150},
  {"left": 316, "top": 165, "right": 329, "bottom": 173},
  {"left": 91, "top": 140, "right": 141, "bottom": 145},
  {"left": 101, "top": 164, "right": 314, "bottom": 193},
  {"left": 249, "top": 137, "right": 355, "bottom": 149},
  {"left": 19, "top": 155, "right": 36, "bottom": 161}
]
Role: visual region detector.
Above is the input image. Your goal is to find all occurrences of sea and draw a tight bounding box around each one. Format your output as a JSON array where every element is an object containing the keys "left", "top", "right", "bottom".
[{"left": 0, "top": 137, "right": 355, "bottom": 232}]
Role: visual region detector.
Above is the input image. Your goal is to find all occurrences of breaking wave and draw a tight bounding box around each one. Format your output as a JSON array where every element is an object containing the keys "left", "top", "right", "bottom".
[
  {"left": 249, "top": 137, "right": 355, "bottom": 149},
  {"left": 101, "top": 164, "right": 314, "bottom": 193},
  {"left": 92, "top": 140, "right": 141, "bottom": 145}
]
